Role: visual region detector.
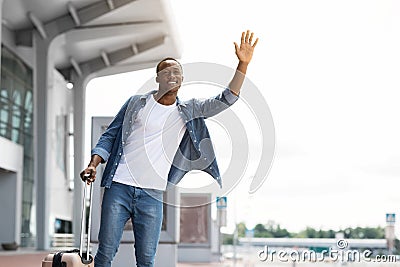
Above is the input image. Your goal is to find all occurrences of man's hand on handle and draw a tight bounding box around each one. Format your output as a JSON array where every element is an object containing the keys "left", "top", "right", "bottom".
[
  {"left": 80, "top": 154, "right": 103, "bottom": 184},
  {"left": 80, "top": 166, "right": 97, "bottom": 185}
]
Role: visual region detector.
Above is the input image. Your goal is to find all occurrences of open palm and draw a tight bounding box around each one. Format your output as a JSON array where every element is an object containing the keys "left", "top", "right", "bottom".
[{"left": 234, "top": 30, "right": 259, "bottom": 64}]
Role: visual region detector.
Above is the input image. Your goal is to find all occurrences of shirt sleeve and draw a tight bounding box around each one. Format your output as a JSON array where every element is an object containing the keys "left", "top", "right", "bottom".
[
  {"left": 194, "top": 87, "right": 239, "bottom": 118},
  {"left": 91, "top": 97, "right": 131, "bottom": 163}
]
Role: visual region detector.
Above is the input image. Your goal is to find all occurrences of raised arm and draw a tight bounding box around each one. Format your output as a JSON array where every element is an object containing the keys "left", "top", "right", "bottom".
[
  {"left": 229, "top": 30, "right": 258, "bottom": 96},
  {"left": 195, "top": 31, "right": 258, "bottom": 118}
]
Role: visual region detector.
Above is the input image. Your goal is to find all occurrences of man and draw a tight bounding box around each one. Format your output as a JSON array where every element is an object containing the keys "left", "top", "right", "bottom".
[{"left": 80, "top": 30, "right": 258, "bottom": 267}]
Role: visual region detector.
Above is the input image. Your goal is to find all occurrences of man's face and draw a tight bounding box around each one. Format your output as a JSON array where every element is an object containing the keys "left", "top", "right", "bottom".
[{"left": 156, "top": 60, "right": 183, "bottom": 95}]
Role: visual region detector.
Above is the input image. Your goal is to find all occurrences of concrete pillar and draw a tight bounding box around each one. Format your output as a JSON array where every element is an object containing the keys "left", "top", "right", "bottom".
[
  {"left": 71, "top": 74, "right": 90, "bottom": 246},
  {"left": 0, "top": 0, "right": 4, "bottom": 83},
  {"left": 32, "top": 32, "right": 54, "bottom": 250}
]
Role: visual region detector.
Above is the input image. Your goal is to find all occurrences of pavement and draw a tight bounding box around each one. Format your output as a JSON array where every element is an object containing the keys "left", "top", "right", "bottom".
[
  {"left": 3, "top": 249, "right": 400, "bottom": 267},
  {"left": 0, "top": 249, "right": 232, "bottom": 267},
  {"left": 0, "top": 250, "right": 49, "bottom": 267}
]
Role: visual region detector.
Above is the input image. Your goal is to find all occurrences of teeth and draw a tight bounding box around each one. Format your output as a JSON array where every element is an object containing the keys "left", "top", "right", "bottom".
[{"left": 168, "top": 81, "right": 177, "bottom": 84}]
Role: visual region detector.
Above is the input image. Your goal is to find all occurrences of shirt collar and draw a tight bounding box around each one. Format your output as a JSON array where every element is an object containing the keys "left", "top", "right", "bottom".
[
  {"left": 140, "top": 90, "right": 187, "bottom": 107},
  {"left": 176, "top": 96, "right": 186, "bottom": 107},
  {"left": 140, "top": 90, "right": 157, "bottom": 100}
]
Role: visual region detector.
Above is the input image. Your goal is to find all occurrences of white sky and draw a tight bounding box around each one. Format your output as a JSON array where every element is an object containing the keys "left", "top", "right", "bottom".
[{"left": 86, "top": 0, "right": 400, "bottom": 235}]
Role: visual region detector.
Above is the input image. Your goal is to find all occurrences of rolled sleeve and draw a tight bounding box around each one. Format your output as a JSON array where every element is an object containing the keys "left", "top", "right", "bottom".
[
  {"left": 91, "top": 147, "right": 109, "bottom": 163},
  {"left": 223, "top": 88, "right": 239, "bottom": 105}
]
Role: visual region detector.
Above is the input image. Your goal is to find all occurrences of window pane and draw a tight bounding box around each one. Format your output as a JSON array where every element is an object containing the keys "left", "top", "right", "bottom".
[
  {"left": 24, "top": 113, "right": 32, "bottom": 132},
  {"left": 11, "top": 128, "right": 19, "bottom": 142},
  {"left": 1, "top": 45, "right": 34, "bottom": 248},
  {"left": 12, "top": 109, "right": 21, "bottom": 128},
  {"left": 13, "top": 84, "right": 22, "bottom": 106},
  {"left": 24, "top": 91, "right": 32, "bottom": 113},
  {"left": 0, "top": 108, "right": 8, "bottom": 123},
  {"left": 0, "top": 121, "right": 6, "bottom": 136}
]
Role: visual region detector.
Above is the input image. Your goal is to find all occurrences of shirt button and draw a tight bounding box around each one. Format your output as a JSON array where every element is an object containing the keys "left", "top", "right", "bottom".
[
  {"left": 210, "top": 166, "right": 213, "bottom": 170},
  {"left": 194, "top": 140, "right": 197, "bottom": 143},
  {"left": 111, "top": 174, "right": 114, "bottom": 177},
  {"left": 122, "top": 141, "right": 125, "bottom": 145},
  {"left": 204, "top": 158, "right": 207, "bottom": 160},
  {"left": 189, "top": 130, "right": 192, "bottom": 133},
  {"left": 119, "top": 153, "right": 122, "bottom": 156},
  {"left": 115, "top": 163, "right": 118, "bottom": 166},
  {"left": 129, "top": 121, "right": 132, "bottom": 123}
]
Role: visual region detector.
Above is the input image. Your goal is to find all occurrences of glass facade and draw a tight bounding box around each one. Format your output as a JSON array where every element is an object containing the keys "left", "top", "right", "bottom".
[{"left": 0, "top": 45, "right": 35, "bottom": 247}]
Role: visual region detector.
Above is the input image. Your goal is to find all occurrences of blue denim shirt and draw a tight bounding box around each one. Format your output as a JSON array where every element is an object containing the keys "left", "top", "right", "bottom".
[{"left": 91, "top": 88, "right": 239, "bottom": 189}]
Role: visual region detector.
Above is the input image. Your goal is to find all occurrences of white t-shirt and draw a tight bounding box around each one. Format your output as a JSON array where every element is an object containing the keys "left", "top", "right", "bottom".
[{"left": 113, "top": 94, "right": 186, "bottom": 190}]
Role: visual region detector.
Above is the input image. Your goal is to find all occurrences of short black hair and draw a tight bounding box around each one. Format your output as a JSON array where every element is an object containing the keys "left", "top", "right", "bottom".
[{"left": 156, "top": 57, "right": 183, "bottom": 74}]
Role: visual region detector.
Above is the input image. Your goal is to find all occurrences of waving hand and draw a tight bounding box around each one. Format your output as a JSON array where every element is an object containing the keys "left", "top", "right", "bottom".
[{"left": 234, "top": 30, "right": 259, "bottom": 64}]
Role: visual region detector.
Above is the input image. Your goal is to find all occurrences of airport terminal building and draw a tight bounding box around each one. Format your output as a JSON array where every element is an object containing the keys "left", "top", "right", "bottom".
[{"left": 0, "top": 0, "right": 181, "bottom": 252}]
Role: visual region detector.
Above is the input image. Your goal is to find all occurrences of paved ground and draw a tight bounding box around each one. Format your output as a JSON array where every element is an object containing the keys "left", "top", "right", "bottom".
[
  {"left": 0, "top": 250, "right": 49, "bottom": 267},
  {"left": 0, "top": 250, "right": 230, "bottom": 267},
  {"left": 1, "top": 249, "right": 400, "bottom": 267}
]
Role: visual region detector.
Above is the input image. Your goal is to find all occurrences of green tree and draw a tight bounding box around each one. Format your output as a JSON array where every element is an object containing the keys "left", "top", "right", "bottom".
[
  {"left": 248, "top": 223, "right": 384, "bottom": 240},
  {"left": 223, "top": 234, "right": 233, "bottom": 245},
  {"left": 274, "top": 224, "right": 291, "bottom": 238},
  {"left": 394, "top": 239, "right": 400, "bottom": 254},
  {"left": 254, "top": 223, "right": 266, "bottom": 237},
  {"left": 343, "top": 226, "right": 384, "bottom": 239},
  {"left": 363, "top": 227, "right": 384, "bottom": 239},
  {"left": 253, "top": 223, "right": 291, "bottom": 238},
  {"left": 255, "top": 223, "right": 275, "bottom": 237},
  {"left": 237, "top": 222, "right": 247, "bottom": 238},
  {"left": 293, "top": 230, "right": 308, "bottom": 238},
  {"left": 306, "top": 227, "right": 317, "bottom": 238}
]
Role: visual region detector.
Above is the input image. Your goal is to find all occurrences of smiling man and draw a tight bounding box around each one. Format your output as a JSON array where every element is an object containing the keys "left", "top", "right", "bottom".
[{"left": 80, "top": 30, "right": 258, "bottom": 267}]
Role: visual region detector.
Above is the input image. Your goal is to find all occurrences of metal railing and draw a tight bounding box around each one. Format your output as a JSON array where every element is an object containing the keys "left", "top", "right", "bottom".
[{"left": 51, "top": 233, "right": 82, "bottom": 249}]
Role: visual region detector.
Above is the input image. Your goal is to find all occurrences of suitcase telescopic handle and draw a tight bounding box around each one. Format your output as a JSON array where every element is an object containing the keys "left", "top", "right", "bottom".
[{"left": 79, "top": 180, "right": 94, "bottom": 262}]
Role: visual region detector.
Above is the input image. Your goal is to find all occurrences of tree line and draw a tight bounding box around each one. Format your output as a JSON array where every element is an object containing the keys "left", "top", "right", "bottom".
[{"left": 223, "top": 221, "right": 387, "bottom": 244}]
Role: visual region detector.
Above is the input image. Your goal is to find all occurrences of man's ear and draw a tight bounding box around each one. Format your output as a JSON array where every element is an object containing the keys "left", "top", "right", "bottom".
[{"left": 155, "top": 75, "right": 160, "bottom": 83}]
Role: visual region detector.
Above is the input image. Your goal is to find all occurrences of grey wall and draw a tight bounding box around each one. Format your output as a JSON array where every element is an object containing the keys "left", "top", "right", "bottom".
[
  {"left": 0, "top": 137, "right": 23, "bottom": 245},
  {"left": 0, "top": 169, "right": 18, "bottom": 243}
]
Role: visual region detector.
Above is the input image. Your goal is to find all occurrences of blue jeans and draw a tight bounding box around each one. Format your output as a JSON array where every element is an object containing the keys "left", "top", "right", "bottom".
[{"left": 94, "top": 182, "right": 163, "bottom": 267}]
